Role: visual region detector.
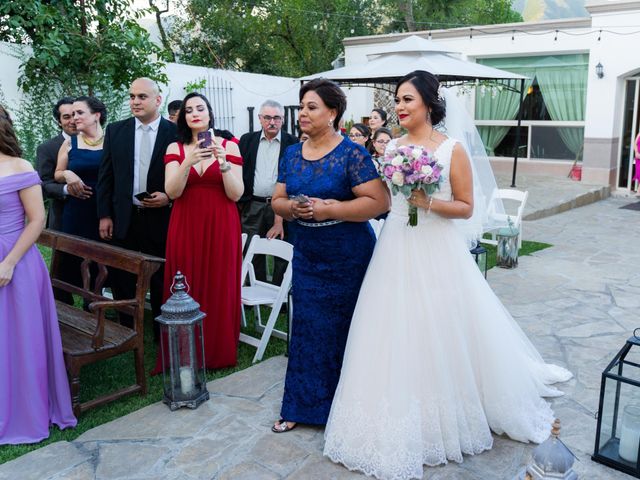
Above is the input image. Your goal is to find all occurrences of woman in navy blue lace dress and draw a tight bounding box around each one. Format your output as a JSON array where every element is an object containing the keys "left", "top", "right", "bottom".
[
  {"left": 55, "top": 96, "right": 106, "bottom": 240},
  {"left": 271, "top": 79, "right": 389, "bottom": 432}
]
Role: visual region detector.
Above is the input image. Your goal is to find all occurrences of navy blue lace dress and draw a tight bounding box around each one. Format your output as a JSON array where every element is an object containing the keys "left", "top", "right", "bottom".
[
  {"left": 278, "top": 138, "right": 379, "bottom": 425},
  {"left": 61, "top": 136, "right": 102, "bottom": 241}
]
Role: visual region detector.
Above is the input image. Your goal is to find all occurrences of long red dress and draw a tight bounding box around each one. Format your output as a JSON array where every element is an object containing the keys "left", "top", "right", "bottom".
[{"left": 162, "top": 141, "right": 243, "bottom": 369}]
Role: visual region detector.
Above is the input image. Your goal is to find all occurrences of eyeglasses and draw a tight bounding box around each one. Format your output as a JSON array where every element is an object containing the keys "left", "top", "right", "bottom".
[
  {"left": 349, "top": 133, "right": 364, "bottom": 139},
  {"left": 260, "top": 115, "right": 283, "bottom": 122},
  {"left": 375, "top": 139, "right": 391, "bottom": 145}
]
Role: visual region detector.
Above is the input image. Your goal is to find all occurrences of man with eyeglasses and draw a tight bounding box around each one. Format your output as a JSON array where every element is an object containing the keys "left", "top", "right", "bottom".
[{"left": 238, "top": 99, "right": 298, "bottom": 284}]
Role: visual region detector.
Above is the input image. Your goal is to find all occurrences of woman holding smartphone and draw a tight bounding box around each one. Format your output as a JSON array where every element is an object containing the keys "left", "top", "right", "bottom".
[
  {"left": 270, "top": 79, "right": 389, "bottom": 433},
  {"left": 162, "top": 92, "right": 244, "bottom": 369}
]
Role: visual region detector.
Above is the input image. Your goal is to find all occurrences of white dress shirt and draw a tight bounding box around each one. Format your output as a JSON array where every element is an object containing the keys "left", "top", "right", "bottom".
[
  {"left": 253, "top": 130, "right": 281, "bottom": 198},
  {"left": 133, "top": 116, "right": 161, "bottom": 205}
]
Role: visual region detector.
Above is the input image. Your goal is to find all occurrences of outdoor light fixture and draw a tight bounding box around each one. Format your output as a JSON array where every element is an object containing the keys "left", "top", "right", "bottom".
[
  {"left": 593, "top": 329, "right": 640, "bottom": 477},
  {"left": 156, "top": 271, "right": 209, "bottom": 411},
  {"left": 596, "top": 62, "right": 604, "bottom": 79}
]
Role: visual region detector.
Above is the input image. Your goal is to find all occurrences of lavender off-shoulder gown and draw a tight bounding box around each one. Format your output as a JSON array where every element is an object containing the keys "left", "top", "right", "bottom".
[{"left": 0, "top": 171, "right": 76, "bottom": 445}]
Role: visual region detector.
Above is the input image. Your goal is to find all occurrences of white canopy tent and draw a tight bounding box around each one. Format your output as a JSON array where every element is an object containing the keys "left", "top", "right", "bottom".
[
  {"left": 301, "top": 35, "right": 526, "bottom": 84},
  {"left": 300, "top": 35, "right": 529, "bottom": 186}
]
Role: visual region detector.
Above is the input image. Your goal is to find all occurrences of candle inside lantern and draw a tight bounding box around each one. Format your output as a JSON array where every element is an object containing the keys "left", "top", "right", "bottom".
[
  {"left": 619, "top": 404, "right": 640, "bottom": 462},
  {"left": 179, "top": 366, "right": 194, "bottom": 395}
]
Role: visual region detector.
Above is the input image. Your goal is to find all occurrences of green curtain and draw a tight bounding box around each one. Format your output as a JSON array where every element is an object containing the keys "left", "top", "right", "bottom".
[
  {"left": 535, "top": 66, "right": 587, "bottom": 156},
  {"left": 476, "top": 83, "right": 528, "bottom": 156},
  {"left": 476, "top": 54, "right": 588, "bottom": 157},
  {"left": 475, "top": 60, "right": 534, "bottom": 156}
]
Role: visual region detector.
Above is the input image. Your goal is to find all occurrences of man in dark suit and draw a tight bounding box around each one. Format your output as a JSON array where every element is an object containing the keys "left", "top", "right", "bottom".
[
  {"left": 36, "top": 97, "right": 77, "bottom": 230},
  {"left": 97, "top": 78, "right": 177, "bottom": 324},
  {"left": 238, "top": 100, "right": 297, "bottom": 283}
]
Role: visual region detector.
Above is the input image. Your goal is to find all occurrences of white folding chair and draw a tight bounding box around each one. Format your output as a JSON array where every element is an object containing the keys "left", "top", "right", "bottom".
[
  {"left": 482, "top": 188, "right": 529, "bottom": 248},
  {"left": 238, "top": 235, "right": 293, "bottom": 363},
  {"left": 369, "top": 218, "right": 385, "bottom": 239},
  {"left": 241, "top": 232, "right": 248, "bottom": 251}
]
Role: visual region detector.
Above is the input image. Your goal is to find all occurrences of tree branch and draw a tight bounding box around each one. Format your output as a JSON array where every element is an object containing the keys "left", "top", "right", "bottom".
[{"left": 149, "top": 0, "right": 176, "bottom": 62}]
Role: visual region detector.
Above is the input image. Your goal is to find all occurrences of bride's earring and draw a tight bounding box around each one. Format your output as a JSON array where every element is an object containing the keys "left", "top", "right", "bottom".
[
  {"left": 426, "top": 111, "right": 431, "bottom": 123},
  {"left": 328, "top": 118, "right": 334, "bottom": 127}
]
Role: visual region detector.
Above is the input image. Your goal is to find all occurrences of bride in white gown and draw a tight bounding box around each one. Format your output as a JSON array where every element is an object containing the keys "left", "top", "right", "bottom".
[{"left": 323, "top": 70, "right": 572, "bottom": 480}]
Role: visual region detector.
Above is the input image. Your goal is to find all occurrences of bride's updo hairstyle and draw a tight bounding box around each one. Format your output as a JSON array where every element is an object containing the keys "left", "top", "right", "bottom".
[{"left": 395, "top": 70, "right": 446, "bottom": 127}]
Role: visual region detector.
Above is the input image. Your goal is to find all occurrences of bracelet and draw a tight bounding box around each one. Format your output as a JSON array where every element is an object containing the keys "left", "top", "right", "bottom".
[
  {"left": 219, "top": 161, "right": 231, "bottom": 173},
  {"left": 427, "top": 196, "right": 433, "bottom": 214}
]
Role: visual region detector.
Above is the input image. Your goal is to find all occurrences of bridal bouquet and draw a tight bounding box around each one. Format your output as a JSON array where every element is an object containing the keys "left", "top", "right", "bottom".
[{"left": 381, "top": 144, "right": 443, "bottom": 226}]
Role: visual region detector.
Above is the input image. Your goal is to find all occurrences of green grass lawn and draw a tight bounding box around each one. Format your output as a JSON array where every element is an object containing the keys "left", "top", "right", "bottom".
[
  {"left": 482, "top": 239, "right": 551, "bottom": 270},
  {"left": 0, "top": 240, "right": 550, "bottom": 465},
  {"left": 0, "top": 302, "right": 288, "bottom": 465}
]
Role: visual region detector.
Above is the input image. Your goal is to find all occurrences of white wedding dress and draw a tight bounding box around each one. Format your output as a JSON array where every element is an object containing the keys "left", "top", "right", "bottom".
[{"left": 323, "top": 137, "right": 572, "bottom": 480}]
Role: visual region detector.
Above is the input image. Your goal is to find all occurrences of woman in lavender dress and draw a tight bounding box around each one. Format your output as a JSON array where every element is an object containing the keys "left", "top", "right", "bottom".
[{"left": 0, "top": 105, "right": 76, "bottom": 445}]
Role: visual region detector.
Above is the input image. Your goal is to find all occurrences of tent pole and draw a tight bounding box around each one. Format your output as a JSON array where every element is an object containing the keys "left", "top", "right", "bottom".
[{"left": 511, "top": 78, "right": 526, "bottom": 188}]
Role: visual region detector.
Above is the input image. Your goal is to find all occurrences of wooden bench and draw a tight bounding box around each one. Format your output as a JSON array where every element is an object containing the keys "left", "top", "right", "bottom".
[{"left": 38, "top": 229, "right": 164, "bottom": 417}]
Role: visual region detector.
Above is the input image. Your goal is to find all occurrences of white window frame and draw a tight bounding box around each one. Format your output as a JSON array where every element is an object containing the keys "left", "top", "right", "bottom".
[{"left": 474, "top": 120, "right": 586, "bottom": 162}]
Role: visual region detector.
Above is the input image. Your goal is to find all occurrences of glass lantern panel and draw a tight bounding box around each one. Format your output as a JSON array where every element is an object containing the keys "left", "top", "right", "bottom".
[
  {"left": 174, "top": 324, "right": 199, "bottom": 397},
  {"left": 618, "top": 346, "right": 640, "bottom": 382},
  {"left": 193, "top": 323, "right": 206, "bottom": 389},
  {"left": 496, "top": 233, "right": 518, "bottom": 269},
  {"left": 476, "top": 252, "right": 487, "bottom": 274},
  {"left": 598, "top": 375, "right": 640, "bottom": 467},
  {"left": 159, "top": 324, "right": 172, "bottom": 399},
  {"left": 159, "top": 323, "right": 204, "bottom": 400}
]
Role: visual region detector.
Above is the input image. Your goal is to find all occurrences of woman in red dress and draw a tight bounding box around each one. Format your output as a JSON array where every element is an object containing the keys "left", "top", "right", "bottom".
[{"left": 163, "top": 92, "right": 244, "bottom": 369}]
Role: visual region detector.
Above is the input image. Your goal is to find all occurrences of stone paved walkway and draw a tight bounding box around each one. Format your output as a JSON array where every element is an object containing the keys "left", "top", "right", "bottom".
[
  {"left": 2, "top": 193, "right": 640, "bottom": 479},
  {"left": 494, "top": 172, "right": 610, "bottom": 221}
]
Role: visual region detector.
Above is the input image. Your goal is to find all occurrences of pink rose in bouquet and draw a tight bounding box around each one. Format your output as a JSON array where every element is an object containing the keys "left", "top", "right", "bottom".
[{"left": 380, "top": 144, "right": 443, "bottom": 226}]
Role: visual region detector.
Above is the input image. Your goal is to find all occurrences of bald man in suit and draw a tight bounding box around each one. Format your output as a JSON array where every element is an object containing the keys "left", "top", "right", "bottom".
[{"left": 97, "top": 78, "right": 177, "bottom": 325}]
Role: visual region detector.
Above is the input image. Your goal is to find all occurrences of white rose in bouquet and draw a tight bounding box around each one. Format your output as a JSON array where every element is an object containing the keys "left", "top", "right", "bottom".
[
  {"left": 391, "top": 155, "right": 404, "bottom": 166},
  {"left": 412, "top": 148, "right": 423, "bottom": 160},
  {"left": 391, "top": 171, "right": 405, "bottom": 186},
  {"left": 421, "top": 165, "right": 433, "bottom": 176}
]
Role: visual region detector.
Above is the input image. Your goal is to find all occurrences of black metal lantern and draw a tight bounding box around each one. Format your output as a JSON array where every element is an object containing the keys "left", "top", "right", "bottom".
[
  {"left": 593, "top": 330, "right": 640, "bottom": 477},
  {"left": 596, "top": 62, "right": 604, "bottom": 79},
  {"left": 155, "top": 271, "right": 209, "bottom": 410},
  {"left": 470, "top": 243, "right": 488, "bottom": 278}
]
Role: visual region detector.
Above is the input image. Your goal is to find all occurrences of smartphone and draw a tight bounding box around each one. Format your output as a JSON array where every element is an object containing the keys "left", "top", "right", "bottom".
[
  {"left": 134, "top": 191, "right": 152, "bottom": 201},
  {"left": 197, "top": 130, "right": 213, "bottom": 148},
  {"left": 293, "top": 194, "right": 310, "bottom": 204}
]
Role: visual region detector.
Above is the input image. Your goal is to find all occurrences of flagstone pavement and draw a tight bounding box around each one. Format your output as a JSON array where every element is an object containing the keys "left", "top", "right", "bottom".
[{"left": 2, "top": 192, "right": 640, "bottom": 479}]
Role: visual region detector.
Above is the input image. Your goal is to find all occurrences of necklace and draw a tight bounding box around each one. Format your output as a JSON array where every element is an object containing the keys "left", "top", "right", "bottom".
[{"left": 81, "top": 133, "right": 104, "bottom": 147}]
